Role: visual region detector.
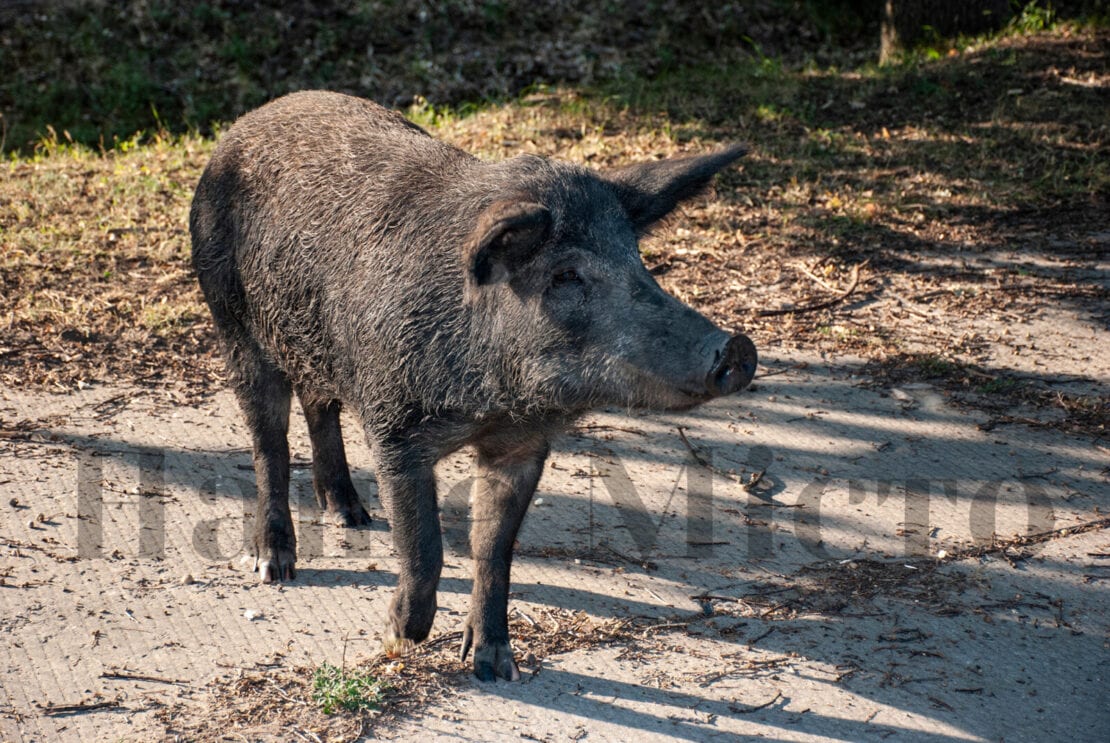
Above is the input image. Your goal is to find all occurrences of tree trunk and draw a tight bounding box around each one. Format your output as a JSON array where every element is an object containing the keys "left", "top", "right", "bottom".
[{"left": 881, "top": 0, "right": 1012, "bottom": 62}]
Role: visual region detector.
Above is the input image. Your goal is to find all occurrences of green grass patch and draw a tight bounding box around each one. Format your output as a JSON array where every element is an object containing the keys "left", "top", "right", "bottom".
[
  {"left": 976, "top": 377, "right": 1022, "bottom": 394},
  {"left": 311, "top": 663, "right": 389, "bottom": 716}
]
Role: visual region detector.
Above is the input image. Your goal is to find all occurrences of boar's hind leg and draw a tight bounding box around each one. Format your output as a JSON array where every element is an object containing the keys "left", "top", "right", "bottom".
[
  {"left": 376, "top": 450, "right": 443, "bottom": 653},
  {"left": 461, "top": 434, "right": 550, "bottom": 681},
  {"left": 301, "top": 397, "right": 372, "bottom": 527},
  {"left": 227, "top": 344, "right": 296, "bottom": 584}
]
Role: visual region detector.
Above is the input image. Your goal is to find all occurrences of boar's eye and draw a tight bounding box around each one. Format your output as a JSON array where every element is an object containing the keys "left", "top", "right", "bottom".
[{"left": 552, "top": 268, "right": 581, "bottom": 287}]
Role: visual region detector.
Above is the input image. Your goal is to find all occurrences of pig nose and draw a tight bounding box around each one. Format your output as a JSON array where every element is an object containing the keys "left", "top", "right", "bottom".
[{"left": 706, "top": 334, "right": 757, "bottom": 397}]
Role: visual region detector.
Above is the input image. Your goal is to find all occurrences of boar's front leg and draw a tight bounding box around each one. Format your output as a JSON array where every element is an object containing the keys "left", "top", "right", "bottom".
[
  {"left": 461, "top": 434, "right": 550, "bottom": 681},
  {"left": 376, "top": 447, "right": 443, "bottom": 654}
]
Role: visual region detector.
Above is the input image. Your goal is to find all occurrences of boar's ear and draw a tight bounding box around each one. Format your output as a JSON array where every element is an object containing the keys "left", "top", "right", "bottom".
[
  {"left": 603, "top": 144, "right": 746, "bottom": 234},
  {"left": 464, "top": 200, "right": 552, "bottom": 295}
]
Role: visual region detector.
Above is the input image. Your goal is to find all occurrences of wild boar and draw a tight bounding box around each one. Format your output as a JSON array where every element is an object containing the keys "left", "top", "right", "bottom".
[{"left": 190, "top": 91, "right": 756, "bottom": 680}]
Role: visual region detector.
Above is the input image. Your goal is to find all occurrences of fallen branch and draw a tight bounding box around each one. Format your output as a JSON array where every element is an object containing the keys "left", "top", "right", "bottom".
[
  {"left": 101, "top": 669, "right": 189, "bottom": 686},
  {"left": 421, "top": 631, "right": 463, "bottom": 651},
  {"left": 756, "top": 260, "right": 867, "bottom": 317},
  {"left": 676, "top": 426, "right": 712, "bottom": 469},
  {"left": 730, "top": 690, "right": 783, "bottom": 714},
  {"left": 90, "top": 391, "right": 137, "bottom": 414},
  {"left": 939, "top": 516, "right": 1110, "bottom": 563},
  {"left": 639, "top": 621, "right": 694, "bottom": 635},
  {"left": 757, "top": 362, "right": 809, "bottom": 378},
  {"left": 759, "top": 602, "right": 793, "bottom": 618},
  {"left": 572, "top": 423, "right": 649, "bottom": 437},
  {"left": 676, "top": 426, "right": 766, "bottom": 492},
  {"left": 793, "top": 262, "right": 840, "bottom": 292},
  {"left": 38, "top": 699, "right": 124, "bottom": 716},
  {"left": 1, "top": 537, "right": 50, "bottom": 554},
  {"left": 266, "top": 678, "right": 308, "bottom": 706}
]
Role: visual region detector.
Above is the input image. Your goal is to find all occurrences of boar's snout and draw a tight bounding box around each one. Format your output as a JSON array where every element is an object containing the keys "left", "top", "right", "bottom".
[{"left": 705, "top": 334, "right": 758, "bottom": 397}]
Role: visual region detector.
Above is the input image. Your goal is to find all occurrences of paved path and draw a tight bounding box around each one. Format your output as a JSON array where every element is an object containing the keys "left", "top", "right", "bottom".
[{"left": 1, "top": 351, "right": 1107, "bottom": 741}]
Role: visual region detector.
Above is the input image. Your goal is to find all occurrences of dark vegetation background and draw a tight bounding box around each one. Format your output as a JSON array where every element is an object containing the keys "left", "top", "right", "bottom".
[{"left": 0, "top": 0, "right": 1101, "bottom": 152}]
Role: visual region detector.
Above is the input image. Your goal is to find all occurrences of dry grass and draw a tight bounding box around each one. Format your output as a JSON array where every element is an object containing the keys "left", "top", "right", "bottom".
[
  {"left": 157, "top": 607, "right": 631, "bottom": 741},
  {"left": 1, "top": 27, "right": 1107, "bottom": 428},
  {"left": 1, "top": 133, "right": 219, "bottom": 392}
]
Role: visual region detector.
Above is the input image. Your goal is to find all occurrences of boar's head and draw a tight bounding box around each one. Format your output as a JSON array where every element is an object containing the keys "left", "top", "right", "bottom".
[{"left": 462, "top": 145, "right": 756, "bottom": 414}]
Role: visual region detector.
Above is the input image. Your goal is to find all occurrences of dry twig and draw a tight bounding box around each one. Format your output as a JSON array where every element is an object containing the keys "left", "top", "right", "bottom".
[
  {"left": 730, "top": 690, "right": 783, "bottom": 713},
  {"left": 676, "top": 426, "right": 766, "bottom": 492},
  {"left": 756, "top": 261, "right": 868, "bottom": 317},
  {"left": 101, "top": 670, "right": 189, "bottom": 686},
  {"left": 38, "top": 699, "right": 124, "bottom": 716}
]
